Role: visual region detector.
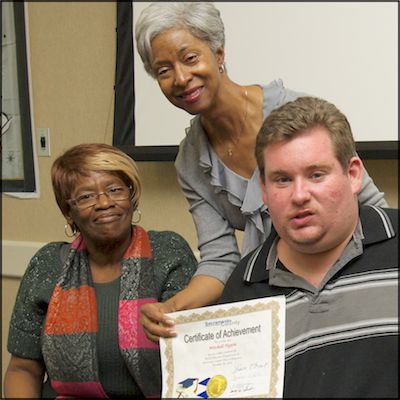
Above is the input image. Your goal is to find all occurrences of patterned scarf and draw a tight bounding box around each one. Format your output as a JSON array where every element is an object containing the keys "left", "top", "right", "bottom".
[{"left": 42, "top": 225, "right": 161, "bottom": 399}]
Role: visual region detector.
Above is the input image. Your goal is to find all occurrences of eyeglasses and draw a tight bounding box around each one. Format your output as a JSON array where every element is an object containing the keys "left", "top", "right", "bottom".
[{"left": 68, "top": 185, "right": 133, "bottom": 210}]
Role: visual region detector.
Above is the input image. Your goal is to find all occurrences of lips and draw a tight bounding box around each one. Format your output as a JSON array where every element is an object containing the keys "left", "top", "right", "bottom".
[
  {"left": 290, "top": 210, "right": 314, "bottom": 227},
  {"left": 293, "top": 210, "right": 313, "bottom": 219},
  {"left": 179, "top": 87, "right": 203, "bottom": 104},
  {"left": 94, "top": 213, "right": 120, "bottom": 224}
]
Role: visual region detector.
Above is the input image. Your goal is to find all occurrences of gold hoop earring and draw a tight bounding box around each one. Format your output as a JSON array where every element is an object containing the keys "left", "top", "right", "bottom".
[
  {"left": 64, "top": 223, "right": 77, "bottom": 238},
  {"left": 132, "top": 209, "right": 142, "bottom": 224}
]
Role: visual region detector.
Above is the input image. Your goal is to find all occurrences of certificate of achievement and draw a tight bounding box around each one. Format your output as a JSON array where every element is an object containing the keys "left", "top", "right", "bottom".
[{"left": 160, "top": 296, "right": 285, "bottom": 398}]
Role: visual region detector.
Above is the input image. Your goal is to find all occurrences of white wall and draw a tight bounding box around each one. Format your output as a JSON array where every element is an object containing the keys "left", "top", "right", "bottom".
[{"left": 133, "top": 2, "right": 398, "bottom": 146}]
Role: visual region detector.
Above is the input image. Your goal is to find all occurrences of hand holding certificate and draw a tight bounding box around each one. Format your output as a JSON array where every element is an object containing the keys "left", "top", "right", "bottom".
[{"left": 160, "top": 297, "right": 285, "bottom": 398}]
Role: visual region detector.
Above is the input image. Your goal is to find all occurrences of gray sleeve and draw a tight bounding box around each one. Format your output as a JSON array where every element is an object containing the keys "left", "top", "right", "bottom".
[
  {"left": 263, "top": 79, "right": 309, "bottom": 117},
  {"left": 176, "top": 172, "right": 241, "bottom": 285},
  {"left": 7, "top": 243, "right": 60, "bottom": 360},
  {"left": 358, "top": 163, "right": 388, "bottom": 207}
]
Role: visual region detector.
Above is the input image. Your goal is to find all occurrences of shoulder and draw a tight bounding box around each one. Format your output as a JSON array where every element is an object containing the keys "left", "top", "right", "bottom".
[
  {"left": 17, "top": 242, "right": 66, "bottom": 293},
  {"left": 33, "top": 241, "right": 64, "bottom": 256},
  {"left": 26, "top": 242, "right": 67, "bottom": 274},
  {"left": 179, "top": 115, "right": 203, "bottom": 145},
  {"left": 175, "top": 116, "right": 204, "bottom": 172},
  {"left": 148, "top": 230, "right": 195, "bottom": 258},
  {"left": 220, "top": 246, "right": 260, "bottom": 296},
  {"left": 219, "top": 252, "right": 253, "bottom": 305},
  {"left": 14, "top": 242, "right": 66, "bottom": 311},
  {"left": 381, "top": 207, "right": 398, "bottom": 219},
  {"left": 220, "top": 233, "right": 278, "bottom": 304},
  {"left": 147, "top": 230, "right": 197, "bottom": 289},
  {"left": 148, "top": 229, "right": 189, "bottom": 245},
  {"left": 360, "top": 205, "right": 398, "bottom": 232},
  {"left": 261, "top": 79, "right": 309, "bottom": 117},
  {"left": 379, "top": 207, "right": 399, "bottom": 228},
  {"left": 18, "top": 242, "right": 68, "bottom": 294},
  {"left": 148, "top": 231, "right": 197, "bottom": 300},
  {"left": 227, "top": 251, "right": 253, "bottom": 282}
]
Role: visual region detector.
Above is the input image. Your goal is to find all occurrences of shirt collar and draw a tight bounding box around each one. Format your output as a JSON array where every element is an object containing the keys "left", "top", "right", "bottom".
[{"left": 243, "top": 205, "right": 396, "bottom": 284}]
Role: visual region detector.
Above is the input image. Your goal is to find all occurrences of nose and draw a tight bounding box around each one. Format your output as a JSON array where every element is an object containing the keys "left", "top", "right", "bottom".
[
  {"left": 95, "top": 192, "right": 114, "bottom": 208},
  {"left": 291, "top": 178, "right": 311, "bottom": 205},
  {"left": 173, "top": 64, "right": 191, "bottom": 87}
]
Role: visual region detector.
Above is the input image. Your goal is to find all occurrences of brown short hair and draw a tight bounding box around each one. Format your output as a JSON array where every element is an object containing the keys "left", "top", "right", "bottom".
[
  {"left": 51, "top": 143, "right": 141, "bottom": 216},
  {"left": 255, "top": 96, "right": 356, "bottom": 179}
]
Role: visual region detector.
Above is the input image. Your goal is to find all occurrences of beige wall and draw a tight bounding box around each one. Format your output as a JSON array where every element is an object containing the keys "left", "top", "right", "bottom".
[{"left": 2, "top": 2, "right": 398, "bottom": 390}]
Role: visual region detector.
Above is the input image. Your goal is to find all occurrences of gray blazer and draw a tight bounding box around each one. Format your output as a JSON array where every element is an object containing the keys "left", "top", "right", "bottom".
[{"left": 175, "top": 80, "right": 388, "bottom": 284}]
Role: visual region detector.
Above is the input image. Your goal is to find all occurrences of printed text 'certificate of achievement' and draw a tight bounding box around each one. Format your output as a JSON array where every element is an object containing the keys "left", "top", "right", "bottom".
[{"left": 160, "top": 296, "right": 285, "bottom": 398}]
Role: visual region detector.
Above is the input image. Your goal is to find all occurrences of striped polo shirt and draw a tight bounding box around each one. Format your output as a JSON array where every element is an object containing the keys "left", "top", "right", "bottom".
[{"left": 220, "top": 205, "right": 398, "bottom": 398}]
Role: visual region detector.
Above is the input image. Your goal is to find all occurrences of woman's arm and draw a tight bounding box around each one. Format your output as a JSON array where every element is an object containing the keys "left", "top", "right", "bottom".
[
  {"left": 5, "top": 244, "right": 61, "bottom": 397},
  {"left": 176, "top": 166, "right": 241, "bottom": 282},
  {"left": 358, "top": 162, "right": 388, "bottom": 207},
  {"left": 140, "top": 139, "right": 241, "bottom": 342},
  {"left": 164, "top": 274, "right": 224, "bottom": 310},
  {"left": 4, "top": 356, "right": 45, "bottom": 398},
  {"left": 140, "top": 275, "right": 224, "bottom": 343}
]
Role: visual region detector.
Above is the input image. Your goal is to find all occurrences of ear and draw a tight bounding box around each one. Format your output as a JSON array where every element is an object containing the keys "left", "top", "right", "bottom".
[
  {"left": 216, "top": 46, "right": 225, "bottom": 65},
  {"left": 259, "top": 174, "right": 268, "bottom": 205},
  {"left": 63, "top": 212, "right": 74, "bottom": 226},
  {"left": 347, "top": 156, "right": 363, "bottom": 195}
]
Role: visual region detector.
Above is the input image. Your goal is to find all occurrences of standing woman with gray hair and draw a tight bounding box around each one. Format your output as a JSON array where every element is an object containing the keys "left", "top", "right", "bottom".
[{"left": 135, "top": 2, "right": 388, "bottom": 342}]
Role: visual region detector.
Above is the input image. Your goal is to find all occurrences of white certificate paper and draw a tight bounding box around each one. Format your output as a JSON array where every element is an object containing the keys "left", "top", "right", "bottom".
[{"left": 160, "top": 296, "right": 285, "bottom": 398}]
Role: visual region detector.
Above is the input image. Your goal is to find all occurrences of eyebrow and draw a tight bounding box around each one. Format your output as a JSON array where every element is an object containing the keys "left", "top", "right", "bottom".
[
  {"left": 267, "top": 163, "right": 332, "bottom": 177},
  {"left": 152, "top": 45, "right": 192, "bottom": 67},
  {"left": 74, "top": 180, "right": 124, "bottom": 193},
  {"left": 266, "top": 169, "right": 287, "bottom": 179}
]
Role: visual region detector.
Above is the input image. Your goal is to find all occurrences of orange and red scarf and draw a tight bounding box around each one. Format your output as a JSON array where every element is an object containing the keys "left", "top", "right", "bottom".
[{"left": 42, "top": 225, "right": 160, "bottom": 399}]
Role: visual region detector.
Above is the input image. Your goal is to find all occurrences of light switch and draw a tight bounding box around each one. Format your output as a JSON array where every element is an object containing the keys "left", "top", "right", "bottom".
[{"left": 37, "top": 128, "right": 51, "bottom": 157}]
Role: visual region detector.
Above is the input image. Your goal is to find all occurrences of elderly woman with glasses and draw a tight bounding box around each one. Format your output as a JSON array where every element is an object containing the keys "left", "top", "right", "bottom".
[{"left": 4, "top": 143, "right": 197, "bottom": 399}]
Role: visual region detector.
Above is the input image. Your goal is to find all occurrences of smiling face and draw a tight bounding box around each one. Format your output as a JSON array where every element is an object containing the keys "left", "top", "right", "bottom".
[
  {"left": 260, "top": 127, "right": 363, "bottom": 254},
  {"left": 66, "top": 171, "right": 134, "bottom": 246},
  {"left": 150, "top": 28, "right": 224, "bottom": 115}
]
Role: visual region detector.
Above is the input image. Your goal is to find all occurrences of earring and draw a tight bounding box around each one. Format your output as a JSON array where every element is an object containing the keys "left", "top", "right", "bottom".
[
  {"left": 132, "top": 209, "right": 142, "bottom": 224},
  {"left": 64, "top": 223, "right": 77, "bottom": 238},
  {"left": 219, "top": 64, "right": 225, "bottom": 73}
]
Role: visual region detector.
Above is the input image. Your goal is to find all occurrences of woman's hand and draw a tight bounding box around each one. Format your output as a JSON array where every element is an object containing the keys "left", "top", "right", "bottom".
[
  {"left": 141, "top": 276, "right": 224, "bottom": 343},
  {"left": 4, "top": 356, "right": 45, "bottom": 398},
  {"left": 140, "top": 301, "right": 177, "bottom": 343}
]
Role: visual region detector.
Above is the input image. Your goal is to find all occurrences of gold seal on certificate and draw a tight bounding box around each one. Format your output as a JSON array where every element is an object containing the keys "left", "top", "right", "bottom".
[
  {"left": 160, "top": 297, "right": 286, "bottom": 398},
  {"left": 207, "top": 375, "right": 227, "bottom": 397}
]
